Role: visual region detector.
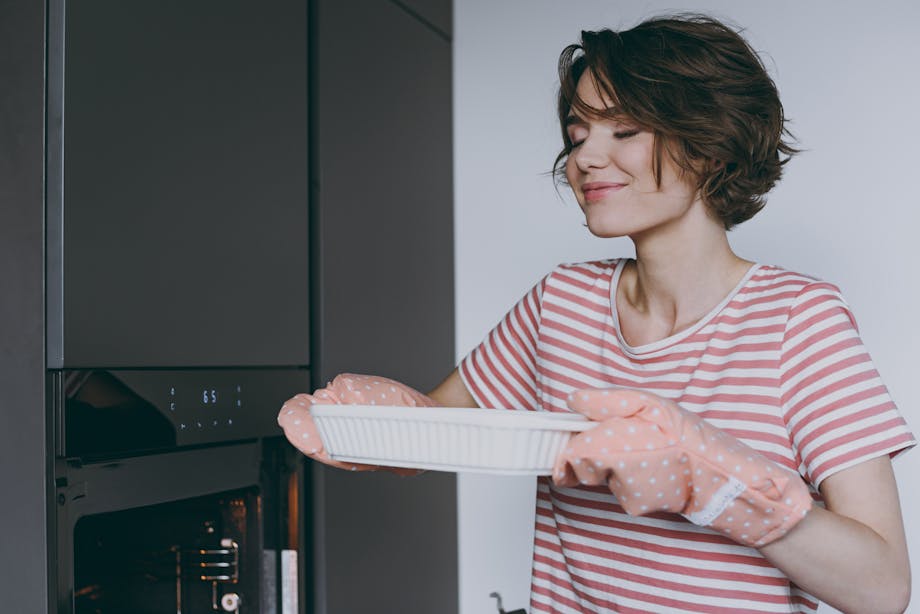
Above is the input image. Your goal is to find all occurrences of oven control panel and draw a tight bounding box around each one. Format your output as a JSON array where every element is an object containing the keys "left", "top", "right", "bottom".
[{"left": 55, "top": 368, "right": 310, "bottom": 459}]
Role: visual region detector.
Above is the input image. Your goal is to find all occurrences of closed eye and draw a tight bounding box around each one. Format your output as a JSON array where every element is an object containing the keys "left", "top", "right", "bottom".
[{"left": 567, "top": 124, "right": 589, "bottom": 148}]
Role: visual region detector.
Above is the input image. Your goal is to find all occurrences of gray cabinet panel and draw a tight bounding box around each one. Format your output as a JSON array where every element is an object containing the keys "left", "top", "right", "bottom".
[
  {"left": 311, "top": 0, "right": 457, "bottom": 612},
  {"left": 312, "top": 0, "right": 453, "bottom": 390},
  {"left": 391, "top": 0, "right": 452, "bottom": 37},
  {"left": 316, "top": 468, "right": 458, "bottom": 613},
  {"left": 50, "top": 0, "right": 309, "bottom": 369},
  {"left": 0, "top": 1, "right": 50, "bottom": 611}
]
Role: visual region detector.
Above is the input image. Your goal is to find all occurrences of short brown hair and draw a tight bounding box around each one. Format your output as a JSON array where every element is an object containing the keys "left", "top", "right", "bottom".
[{"left": 554, "top": 14, "right": 797, "bottom": 229}]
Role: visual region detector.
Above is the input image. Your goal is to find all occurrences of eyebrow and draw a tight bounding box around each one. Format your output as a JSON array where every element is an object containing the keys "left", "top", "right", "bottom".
[
  {"left": 564, "top": 114, "right": 586, "bottom": 128},
  {"left": 565, "top": 106, "right": 625, "bottom": 128}
]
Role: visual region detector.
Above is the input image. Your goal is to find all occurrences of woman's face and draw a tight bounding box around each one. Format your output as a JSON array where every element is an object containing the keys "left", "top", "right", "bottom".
[{"left": 564, "top": 73, "right": 701, "bottom": 239}]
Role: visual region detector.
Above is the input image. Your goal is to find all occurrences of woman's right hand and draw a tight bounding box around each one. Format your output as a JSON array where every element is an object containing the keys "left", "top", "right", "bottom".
[{"left": 277, "top": 373, "right": 438, "bottom": 474}]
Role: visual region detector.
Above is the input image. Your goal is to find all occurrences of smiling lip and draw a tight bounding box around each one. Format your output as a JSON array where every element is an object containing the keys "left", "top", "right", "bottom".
[{"left": 581, "top": 182, "right": 625, "bottom": 202}]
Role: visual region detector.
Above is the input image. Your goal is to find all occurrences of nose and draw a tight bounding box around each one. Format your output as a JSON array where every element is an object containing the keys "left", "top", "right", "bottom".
[{"left": 569, "top": 133, "right": 609, "bottom": 173}]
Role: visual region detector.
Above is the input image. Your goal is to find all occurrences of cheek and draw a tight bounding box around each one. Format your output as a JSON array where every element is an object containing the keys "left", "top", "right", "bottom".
[
  {"left": 616, "top": 143, "right": 656, "bottom": 182},
  {"left": 564, "top": 157, "right": 579, "bottom": 191}
]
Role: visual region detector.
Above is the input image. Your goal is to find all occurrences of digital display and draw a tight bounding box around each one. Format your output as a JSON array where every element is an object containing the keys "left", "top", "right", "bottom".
[
  {"left": 168, "top": 383, "right": 243, "bottom": 411},
  {"left": 198, "top": 384, "right": 243, "bottom": 409}
]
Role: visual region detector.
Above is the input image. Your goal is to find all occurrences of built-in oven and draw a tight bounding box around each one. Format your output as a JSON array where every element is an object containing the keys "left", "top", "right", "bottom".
[
  {"left": 45, "top": 0, "right": 310, "bottom": 611},
  {"left": 50, "top": 369, "right": 308, "bottom": 613}
]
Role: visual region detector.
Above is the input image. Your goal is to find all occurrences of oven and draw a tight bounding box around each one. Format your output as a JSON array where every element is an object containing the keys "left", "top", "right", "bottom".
[{"left": 51, "top": 370, "right": 308, "bottom": 614}]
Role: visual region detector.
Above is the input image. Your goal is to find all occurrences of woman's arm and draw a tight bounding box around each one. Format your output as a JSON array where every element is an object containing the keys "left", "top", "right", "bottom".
[
  {"left": 760, "top": 455, "right": 910, "bottom": 614},
  {"left": 427, "top": 367, "right": 479, "bottom": 408}
]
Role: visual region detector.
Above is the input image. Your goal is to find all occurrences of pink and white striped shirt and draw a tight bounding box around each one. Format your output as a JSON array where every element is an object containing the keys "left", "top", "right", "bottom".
[{"left": 460, "top": 259, "right": 914, "bottom": 613}]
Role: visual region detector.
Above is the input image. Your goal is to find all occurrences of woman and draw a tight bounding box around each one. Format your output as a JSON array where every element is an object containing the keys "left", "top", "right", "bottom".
[{"left": 280, "top": 15, "right": 913, "bottom": 613}]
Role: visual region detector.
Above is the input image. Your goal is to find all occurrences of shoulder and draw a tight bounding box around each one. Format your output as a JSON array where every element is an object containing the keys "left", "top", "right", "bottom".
[
  {"left": 744, "top": 264, "right": 850, "bottom": 312},
  {"left": 745, "top": 264, "right": 836, "bottom": 294},
  {"left": 546, "top": 258, "right": 623, "bottom": 284},
  {"left": 538, "top": 258, "right": 624, "bottom": 298},
  {"left": 524, "top": 259, "right": 624, "bottom": 316},
  {"left": 749, "top": 265, "right": 860, "bottom": 341}
]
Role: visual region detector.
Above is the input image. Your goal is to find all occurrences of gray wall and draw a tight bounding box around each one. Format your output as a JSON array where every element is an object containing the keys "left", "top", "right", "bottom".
[{"left": 454, "top": 2, "right": 920, "bottom": 613}]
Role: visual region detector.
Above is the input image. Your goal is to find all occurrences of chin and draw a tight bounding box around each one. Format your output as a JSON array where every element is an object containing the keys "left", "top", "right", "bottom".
[
  {"left": 583, "top": 218, "right": 634, "bottom": 239},
  {"left": 586, "top": 228, "right": 631, "bottom": 240}
]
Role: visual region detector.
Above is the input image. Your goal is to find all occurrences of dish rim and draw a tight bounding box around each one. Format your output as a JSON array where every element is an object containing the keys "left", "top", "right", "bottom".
[{"left": 310, "top": 403, "right": 596, "bottom": 432}]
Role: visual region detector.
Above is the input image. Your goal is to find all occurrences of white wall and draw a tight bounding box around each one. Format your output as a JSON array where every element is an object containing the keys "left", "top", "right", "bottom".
[{"left": 454, "top": 1, "right": 920, "bottom": 612}]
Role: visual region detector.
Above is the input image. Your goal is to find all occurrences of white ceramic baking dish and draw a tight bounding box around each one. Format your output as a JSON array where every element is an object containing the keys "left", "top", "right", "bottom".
[{"left": 311, "top": 404, "right": 594, "bottom": 475}]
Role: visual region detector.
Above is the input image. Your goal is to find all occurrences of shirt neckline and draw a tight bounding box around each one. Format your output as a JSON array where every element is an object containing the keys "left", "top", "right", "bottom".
[{"left": 608, "top": 258, "right": 761, "bottom": 356}]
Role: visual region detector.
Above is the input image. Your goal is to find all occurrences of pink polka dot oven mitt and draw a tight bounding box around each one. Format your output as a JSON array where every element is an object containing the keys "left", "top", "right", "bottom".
[
  {"left": 553, "top": 388, "right": 813, "bottom": 548},
  {"left": 277, "top": 373, "right": 438, "bottom": 475}
]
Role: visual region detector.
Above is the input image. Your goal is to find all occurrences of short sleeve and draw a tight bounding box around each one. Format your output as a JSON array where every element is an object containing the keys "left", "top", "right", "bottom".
[
  {"left": 459, "top": 274, "right": 547, "bottom": 410},
  {"left": 780, "top": 282, "right": 915, "bottom": 487}
]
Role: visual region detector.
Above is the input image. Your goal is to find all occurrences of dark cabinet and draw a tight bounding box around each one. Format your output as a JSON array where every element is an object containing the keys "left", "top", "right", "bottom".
[
  {"left": 0, "top": 1, "right": 49, "bottom": 612},
  {"left": 49, "top": 0, "right": 310, "bottom": 369},
  {"left": 309, "top": 0, "right": 457, "bottom": 612},
  {"left": 0, "top": 0, "right": 455, "bottom": 612}
]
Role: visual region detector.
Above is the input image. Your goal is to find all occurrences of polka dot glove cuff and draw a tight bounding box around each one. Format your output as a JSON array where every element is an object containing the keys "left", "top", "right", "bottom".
[
  {"left": 552, "top": 388, "right": 813, "bottom": 548},
  {"left": 277, "top": 373, "right": 438, "bottom": 475}
]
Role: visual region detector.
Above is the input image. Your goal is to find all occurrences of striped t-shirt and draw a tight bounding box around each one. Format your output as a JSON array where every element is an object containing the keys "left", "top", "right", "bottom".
[{"left": 459, "top": 259, "right": 914, "bottom": 614}]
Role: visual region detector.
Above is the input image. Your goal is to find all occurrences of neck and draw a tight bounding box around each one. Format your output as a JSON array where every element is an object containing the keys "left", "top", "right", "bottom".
[{"left": 622, "top": 203, "right": 752, "bottom": 333}]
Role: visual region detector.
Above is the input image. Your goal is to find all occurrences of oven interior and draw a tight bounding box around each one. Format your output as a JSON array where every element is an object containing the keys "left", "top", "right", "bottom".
[{"left": 73, "top": 487, "right": 260, "bottom": 614}]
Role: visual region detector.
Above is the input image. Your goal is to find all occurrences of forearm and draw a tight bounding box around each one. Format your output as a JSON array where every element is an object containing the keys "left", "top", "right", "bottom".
[
  {"left": 427, "top": 367, "right": 478, "bottom": 407},
  {"left": 760, "top": 501, "right": 910, "bottom": 613}
]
